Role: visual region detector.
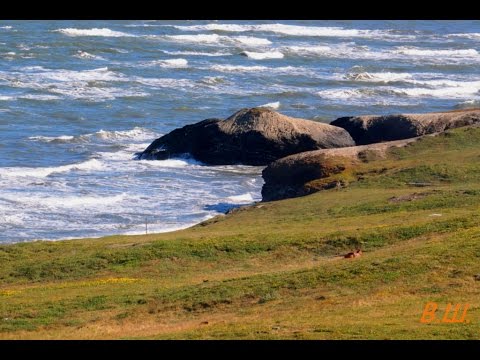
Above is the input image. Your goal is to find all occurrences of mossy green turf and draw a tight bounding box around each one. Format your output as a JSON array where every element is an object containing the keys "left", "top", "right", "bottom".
[{"left": 1, "top": 126, "right": 480, "bottom": 339}]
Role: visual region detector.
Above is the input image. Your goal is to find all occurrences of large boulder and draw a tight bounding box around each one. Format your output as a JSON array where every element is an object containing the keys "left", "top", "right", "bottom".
[
  {"left": 139, "top": 107, "right": 355, "bottom": 166},
  {"left": 331, "top": 108, "right": 480, "bottom": 145},
  {"left": 262, "top": 138, "right": 417, "bottom": 201}
]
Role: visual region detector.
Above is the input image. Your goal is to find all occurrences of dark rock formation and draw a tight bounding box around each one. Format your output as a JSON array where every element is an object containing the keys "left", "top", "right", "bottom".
[
  {"left": 139, "top": 108, "right": 355, "bottom": 166},
  {"left": 262, "top": 138, "right": 417, "bottom": 201},
  {"left": 331, "top": 108, "right": 480, "bottom": 145}
]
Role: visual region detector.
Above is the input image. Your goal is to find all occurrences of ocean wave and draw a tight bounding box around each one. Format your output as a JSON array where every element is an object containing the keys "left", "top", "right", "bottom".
[
  {"left": 1, "top": 192, "right": 127, "bottom": 208},
  {"left": 282, "top": 44, "right": 387, "bottom": 60},
  {"left": 210, "top": 64, "right": 312, "bottom": 76},
  {"left": 146, "top": 58, "right": 188, "bottom": 68},
  {"left": 233, "top": 36, "right": 272, "bottom": 46},
  {"left": 1, "top": 51, "right": 16, "bottom": 58},
  {"left": 0, "top": 26, "right": 12, "bottom": 30},
  {"left": 283, "top": 45, "right": 334, "bottom": 56},
  {"left": 409, "top": 79, "right": 480, "bottom": 88},
  {"left": 173, "top": 23, "right": 415, "bottom": 40},
  {"left": 94, "top": 127, "right": 158, "bottom": 142},
  {"left": 390, "top": 85, "right": 480, "bottom": 99},
  {"left": 282, "top": 44, "right": 480, "bottom": 64},
  {"left": 210, "top": 64, "right": 268, "bottom": 73},
  {"left": 73, "top": 51, "right": 106, "bottom": 60},
  {"left": 28, "top": 135, "right": 75, "bottom": 143},
  {"left": 198, "top": 76, "right": 227, "bottom": 85},
  {"left": 161, "top": 34, "right": 271, "bottom": 46},
  {"left": 344, "top": 71, "right": 414, "bottom": 82},
  {"left": 29, "top": 127, "right": 158, "bottom": 145},
  {"left": 241, "top": 51, "right": 284, "bottom": 59},
  {"left": 317, "top": 80, "right": 480, "bottom": 101},
  {"left": 132, "top": 77, "right": 196, "bottom": 89},
  {"left": 163, "top": 50, "right": 232, "bottom": 57},
  {"left": 0, "top": 159, "right": 104, "bottom": 179},
  {"left": 0, "top": 214, "right": 25, "bottom": 226},
  {"left": 56, "top": 28, "right": 135, "bottom": 37},
  {"left": 342, "top": 71, "right": 480, "bottom": 89},
  {"left": 20, "top": 94, "right": 62, "bottom": 101},
  {"left": 393, "top": 47, "right": 479, "bottom": 57},
  {"left": 447, "top": 33, "right": 480, "bottom": 40},
  {"left": 0, "top": 94, "right": 61, "bottom": 102},
  {"left": 315, "top": 88, "right": 420, "bottom": 106},
  {"left": 258, "top": 101, "right": 280, "bottom": 109},
  {"left": 54, "top": 87, "right": 148, "bottom": 101},
  {"left": 0, "top": 66, "right": 150, "bottom": 101},
  {"left": 317, "top": 88, "right": 366, "bottom": 100},
  {"left": 3, "top": 66, "right": 124, "bottom": 85}
]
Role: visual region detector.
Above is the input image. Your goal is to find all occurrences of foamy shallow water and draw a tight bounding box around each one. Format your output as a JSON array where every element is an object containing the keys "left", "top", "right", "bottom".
[{"left": 0, "top": 20, "right": 480, "bottom": 242}]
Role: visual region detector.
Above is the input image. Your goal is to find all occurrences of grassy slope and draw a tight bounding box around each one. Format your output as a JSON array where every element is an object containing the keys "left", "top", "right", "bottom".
[{"left": 1, "top": 126, "right": 480, "bottom": 339}]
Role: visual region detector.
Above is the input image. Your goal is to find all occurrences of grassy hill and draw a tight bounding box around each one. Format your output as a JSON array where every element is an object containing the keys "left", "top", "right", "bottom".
[{"left": 1, "top": 126, "right": 480, "bottom": 339}]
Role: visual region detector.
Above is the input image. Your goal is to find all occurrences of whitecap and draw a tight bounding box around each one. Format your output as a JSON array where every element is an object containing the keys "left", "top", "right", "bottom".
[
  {"left": 73, "top": 51, "right": 105, "bottom": 60},
  {"left": 209, "top": 64, "right": 311, "bottom": 76},
  {"left": 28, "top": 127, "right": 158, "bottom": 144},
  {"left": 133, "top": 77, "right": 196, "bottom": 89},
  {"left": 315, "top": 88, "right": 418, "bottom": 106},
  {"left": 173, "top": 23, "right": 415, "bottom": 40},
  {"left": 447, "top": 33, "right": 480, "bottom": 40},
  {"left": 0, "top": 159, "right": 104, "bottom": 179},
  {"left": 1, "top": 193, "right": 127, "bottom": 209},
  {"left": 0, "top": 214, "right": 24, "bottom": 226},
  {"left": 146, "top": 58, "right": 188, "bottom": 68},
  {"left": 317, "top": 88, "right": 365, "bottom": 100},
  {"left": 94, "top": 127, "right": 158, "bottom": 142},
  {"left": 233, "top": 36, "right": 271, "bottom": 46},
  {"left": 56, "top": 28, "right": 135, "bottom": 37},
  {"left": 345, "top": 71, "right": 413, "bottom": 83},
  {"left": 282, "top": 44, "right": 382, "bottom": 60},
  {"left": 163, "top": 50, "right": 231, "bottom": 57},
  {"left": 28, "top": 135, "right": 75, "bottom": 143},
  {"left": 393, "top": 47, "right": 479, "bottom": 57},
  {"left": 211, "top": 64, "right": 269, "bottom": 73},
  {"left": 161, "top": 34, "right": 271, "bottom": 46},
  {"left": 241, "top": 51, "right": 284, "bottom": 59},
  {"left": 19, "top": 94, "right": 62, "bottom": 101},
  {"left": 0, "top": 66, "right": 150, "bottom": 101},
  {"left": 198, "top": 76, "right": 226, "bottom": 85},
  {"left": 258, "top": 101, "right": 280, "bottom": 109},
  {"left": 163, "top": 34, "right": 221, "bottom": 43},
  {"left": 390, "top": 84, "right": 480, "bottom": 99}
]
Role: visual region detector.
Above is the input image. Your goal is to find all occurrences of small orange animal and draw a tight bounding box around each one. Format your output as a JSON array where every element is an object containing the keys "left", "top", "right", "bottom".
[{"left": 344, "top": 249, "right": 362, "bottom": 259}]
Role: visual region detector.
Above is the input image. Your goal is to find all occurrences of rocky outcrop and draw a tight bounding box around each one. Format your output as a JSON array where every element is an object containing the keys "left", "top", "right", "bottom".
[
  {"left": 139, "top": 108, "right": 355, "bottom": 166},
  {"left": 262, "top": 138, "right": 417, "bottom": 201},
  {"left": 331, "top": 108, "right": 480, "bottom": 145}
]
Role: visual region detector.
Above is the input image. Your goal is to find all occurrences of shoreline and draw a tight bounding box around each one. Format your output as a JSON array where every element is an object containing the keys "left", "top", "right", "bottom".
[
  {"left": 1, "top": 215, "right": 215, "bottom": 245},
  {"left": 1, "top": 200, "right": 262, "bottom": 245}
]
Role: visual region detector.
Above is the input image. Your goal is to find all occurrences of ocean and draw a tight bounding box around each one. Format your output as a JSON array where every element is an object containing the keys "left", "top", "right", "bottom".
[{"left": 1, "top": 20, "right": 479, "bottom": 243}]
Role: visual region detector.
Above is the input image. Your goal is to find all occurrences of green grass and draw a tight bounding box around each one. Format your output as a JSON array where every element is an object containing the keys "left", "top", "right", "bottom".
[{"left": 1, "top": 126, "right": 480, "bottom": 339}]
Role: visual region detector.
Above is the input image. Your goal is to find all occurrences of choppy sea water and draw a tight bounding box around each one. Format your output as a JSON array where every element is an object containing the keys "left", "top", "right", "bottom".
[{"left": 1, "top": 20, "right": 480, "bottom": 243}]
